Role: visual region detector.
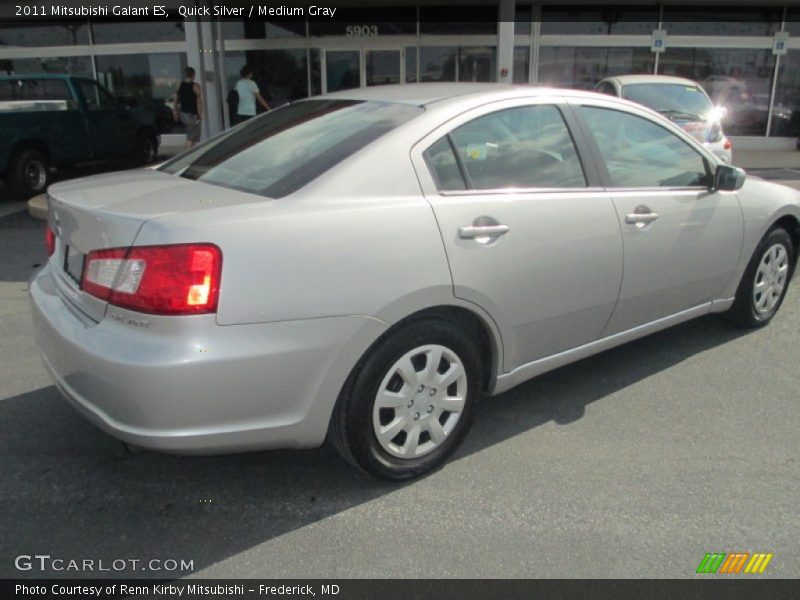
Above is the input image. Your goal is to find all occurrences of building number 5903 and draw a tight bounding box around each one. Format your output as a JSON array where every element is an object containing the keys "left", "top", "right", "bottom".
[{"left": 346, "top": 25, "right": 379, "bottom": 37}]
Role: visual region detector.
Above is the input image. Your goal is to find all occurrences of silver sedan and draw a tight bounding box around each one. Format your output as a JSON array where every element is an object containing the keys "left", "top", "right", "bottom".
[{"left": 30, "top": 84, "right": 799, "bottom": 479}]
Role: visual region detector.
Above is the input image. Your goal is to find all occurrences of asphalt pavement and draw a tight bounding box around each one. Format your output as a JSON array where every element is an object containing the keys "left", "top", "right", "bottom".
[{"left": 0, "top": 191, "right": 798, "bottom": 580}]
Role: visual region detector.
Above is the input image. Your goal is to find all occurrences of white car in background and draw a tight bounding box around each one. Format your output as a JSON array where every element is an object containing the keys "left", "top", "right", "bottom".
[{"left": 596, "top": 75, "right": 732, "bottom": 164}]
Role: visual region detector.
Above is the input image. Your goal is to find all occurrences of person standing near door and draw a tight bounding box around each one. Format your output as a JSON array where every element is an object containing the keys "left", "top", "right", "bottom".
[
  {"left": 235, "top": 65, "right": 270, "bottom": 124},
  {"left": 173, "top": 67, "right": 203, "bottom": 149}
]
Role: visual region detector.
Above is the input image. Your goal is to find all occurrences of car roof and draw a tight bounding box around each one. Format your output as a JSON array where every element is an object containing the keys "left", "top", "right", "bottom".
[
  {"left": 600, "top": 74, "right": 702, "bottom": 87},
  {"left": 319, "top": 83, "right": 622, "bottom": 108}
]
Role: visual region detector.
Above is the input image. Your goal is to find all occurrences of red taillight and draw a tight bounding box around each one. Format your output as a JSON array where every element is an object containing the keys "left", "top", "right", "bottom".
[
  {"left": 81, "top": 244, "right": 222, "bottom": 315},
  {"left": 45, "top": 227, "right": 55, "bottom": 257},
  {"left": 724, "top": 138, "right": 732, "bottom": 150}
]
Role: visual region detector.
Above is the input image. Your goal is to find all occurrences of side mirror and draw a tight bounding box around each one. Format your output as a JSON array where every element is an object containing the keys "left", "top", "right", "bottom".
[{"left": 711, "top": 164, "right": 746, "bottom": 192}]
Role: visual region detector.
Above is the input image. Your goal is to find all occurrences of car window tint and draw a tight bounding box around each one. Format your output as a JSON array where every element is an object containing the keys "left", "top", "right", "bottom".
[
  {"left": 447, "top": 105, "right": 587, "bottom": 190},
  {"left": 581, "top": 106, "right": 710, "bottom": 188},
  {"left": 159, "top": 100, "right": 423, "bottom": 199},
  {"left": 424, "top": 137, "right": 466, "bottom": 190}
]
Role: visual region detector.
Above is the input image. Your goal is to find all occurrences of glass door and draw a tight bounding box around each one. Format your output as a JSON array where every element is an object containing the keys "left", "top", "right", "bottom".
[
  {"left": 323, "top": 50, "right": 361, "bottom": 93},
  {"left": 365, "top": 49, "right": 403, "bottom": 86}
]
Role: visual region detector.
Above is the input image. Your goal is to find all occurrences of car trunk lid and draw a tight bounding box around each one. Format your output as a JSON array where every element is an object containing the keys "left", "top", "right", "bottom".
[{"left": 46, "top": 169, "right": 265, "bottom": 322}]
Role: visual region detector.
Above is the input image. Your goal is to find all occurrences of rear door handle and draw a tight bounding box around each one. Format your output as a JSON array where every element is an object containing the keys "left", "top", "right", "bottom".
[
  {"left": 625, "top": 212, "right": 659, "bottom": 227},
  {"left": 458, "top": 224, "right": 510, "bottom": 239}
]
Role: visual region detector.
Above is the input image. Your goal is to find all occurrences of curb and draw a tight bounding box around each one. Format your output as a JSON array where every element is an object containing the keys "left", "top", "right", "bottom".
[{"left": 28, "top": 193, "right": 47, "bottom": 221}]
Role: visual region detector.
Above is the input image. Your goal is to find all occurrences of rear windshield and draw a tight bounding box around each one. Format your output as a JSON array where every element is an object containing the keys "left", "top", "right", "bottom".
[
  {"left": 621, "top": 83, "right": 713, "bottom": 121},
  {"left": 159, "top": 99, "right": 423, "bottom": 198}
]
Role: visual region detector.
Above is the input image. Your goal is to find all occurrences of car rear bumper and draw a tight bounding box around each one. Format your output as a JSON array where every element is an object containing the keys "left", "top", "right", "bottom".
[{"left": 29, "top": 264, "right": 382, "bottom": 454}]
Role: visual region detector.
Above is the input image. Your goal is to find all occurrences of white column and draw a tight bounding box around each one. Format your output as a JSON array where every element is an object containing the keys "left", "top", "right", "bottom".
[
  {"left": 497, "top": 0, "right": 515, "bottom": 83},
  {"left": 184, "top": 5, "right": 224, "bottom": 140},
  {"left": 199, "top": 19, "right": 224, "bottom": 138}
]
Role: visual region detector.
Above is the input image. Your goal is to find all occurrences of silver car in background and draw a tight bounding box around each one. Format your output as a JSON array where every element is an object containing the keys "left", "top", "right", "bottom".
[
  {"left": 595, "top": 74, "right": 733, "bottom": 164},
  {"left": 30, "top": 84, "right": 799, "bottom": 480}
]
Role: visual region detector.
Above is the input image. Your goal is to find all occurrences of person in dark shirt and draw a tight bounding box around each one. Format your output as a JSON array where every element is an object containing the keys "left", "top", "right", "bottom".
[{"left": 173, "top": 67, "right": 203, "bottom": 149}]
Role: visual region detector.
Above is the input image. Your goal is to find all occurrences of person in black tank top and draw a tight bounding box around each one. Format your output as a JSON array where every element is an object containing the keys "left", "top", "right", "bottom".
[{"left": 173, "top": 67, "right": 203, "bottom": 148}]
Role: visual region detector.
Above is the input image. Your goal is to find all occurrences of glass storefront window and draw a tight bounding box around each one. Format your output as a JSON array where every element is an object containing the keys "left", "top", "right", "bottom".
[
  {"left": 223, "top": 21, "right": 305, "bottom": 40},
  {"left": 513, "top": 46, "right": 530, "bottom": 83},
  {"left": 658, "top": 48, "right": 776, "bottom": 135},
  {"left": 95, "top": 53, "right": 186, "bottom": 134},
  {"left": 309, "top": 49, "right": 322, "bottom": 96},
  {"left": 515, "top": 4, "right": 533, "bottom": 36},
  {"left": 366, "top": 50, "right": 402, "bottom": 87},
  {"left": 419, "top": 47, "right": 496, "bottom": 83},
  {"left": 541, "top": 5, "right": 658, "bottom": 35},
  {"left": 538, "top": 47, "right": 654, "bottom": 90},
  {"left": 420, "top": 6, "right": 498, "bottom": 35},
  {"left": 786, "top": 9, "right": 800, "bottom": 36},
  {"left": 0, "top": 22, "right": 89, "bottom": 46},
  {"left": 771, "top": 50, "right": 800, "bottom": 137},
  {"left": 459, "top": 47, "right": 496, "bottom": 82},
  {"left": 420, "top": 47, "right": 457, "bottom": 82},
  {"left": 0, "top": 56, "right": 92, "bottom": 77},
  {"left": 662, "top": 7, "right": 782, "bottom": 36},
  {"left": 406, "top": 47, "right": 418, "bottom": 83},
  {"left": 92, "top": 21, "right": 184, "bottom": 44},
  {"left": 224, "top": 50, "right": 309, "bottom": 106}
]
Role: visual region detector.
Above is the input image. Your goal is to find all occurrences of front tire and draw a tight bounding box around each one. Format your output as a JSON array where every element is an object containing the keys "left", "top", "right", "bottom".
[
  {"left": 726, "top": 227, "right": 794, "bottom": 328},
  {"left": 329, "top": 319, "right": 482, "bottom": 480},
  {"left": 133, "top": 133, "right": 158, "bottom": 165},
  {"left": 8, "top": 149, "right": 50, "bottom": 198}
]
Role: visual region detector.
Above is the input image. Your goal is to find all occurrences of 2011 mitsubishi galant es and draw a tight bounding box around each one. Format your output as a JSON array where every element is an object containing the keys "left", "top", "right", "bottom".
[{"left": 30, "top": 84, "right": 799, "bottom": 480}]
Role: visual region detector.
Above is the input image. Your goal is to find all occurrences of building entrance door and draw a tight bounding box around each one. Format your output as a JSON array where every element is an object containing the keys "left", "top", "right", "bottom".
[{"left": 320, "top": 47, "right": 406, "bottom": 93}]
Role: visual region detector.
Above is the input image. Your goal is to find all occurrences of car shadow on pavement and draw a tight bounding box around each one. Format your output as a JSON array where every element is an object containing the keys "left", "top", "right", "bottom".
[{"left": 0, "top": 312, "right": 750, "bottom": 578}]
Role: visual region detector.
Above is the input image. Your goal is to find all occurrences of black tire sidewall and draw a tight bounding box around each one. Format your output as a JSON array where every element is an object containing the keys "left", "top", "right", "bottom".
[
  {"left": 10, "top": 149, "right": 49, "bottom": 197},
  {"left": 340, "top": 319, "right": 482, "bottom": 480},
  {"left": 733, "top": 228, "right": 794, "bottom": 326}
]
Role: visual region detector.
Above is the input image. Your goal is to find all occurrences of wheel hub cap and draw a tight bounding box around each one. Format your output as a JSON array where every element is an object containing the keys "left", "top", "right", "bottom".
[
  {"left": 753, "top": 243, "right": 789, "bottom": 316},
  {"left": 372, "top": 344, "right": 467, "bottom": 459}
]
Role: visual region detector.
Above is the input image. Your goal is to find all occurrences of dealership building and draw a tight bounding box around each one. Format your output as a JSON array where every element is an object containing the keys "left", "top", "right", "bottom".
[{"left": 2, "top": 2, "right": 800, "bottom": 146}]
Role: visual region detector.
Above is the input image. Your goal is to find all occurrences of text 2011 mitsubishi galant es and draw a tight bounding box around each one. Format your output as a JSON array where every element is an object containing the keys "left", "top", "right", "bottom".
[{"left": 31, "top": 84, "right": 799, "bottom": 480}]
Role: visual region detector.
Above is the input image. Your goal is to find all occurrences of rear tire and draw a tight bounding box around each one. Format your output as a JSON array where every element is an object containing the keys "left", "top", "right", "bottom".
[
  {"left": 8, "top": 149, "right": 50, "bottom": 198},
  {"left": 329, "top": 319, "right": 482, "bottom": 480},
  {"left": 725, "top": 227, "right": 794, "bottom": 328}
]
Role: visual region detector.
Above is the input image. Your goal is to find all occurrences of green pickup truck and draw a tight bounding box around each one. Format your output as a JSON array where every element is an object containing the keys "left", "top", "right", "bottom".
[{"left": 0, "top": 74, "right": 160, "bottom": 197}]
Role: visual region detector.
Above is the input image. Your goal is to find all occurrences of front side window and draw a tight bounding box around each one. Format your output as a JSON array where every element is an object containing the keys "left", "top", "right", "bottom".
[
  {"left": 580, "top": 106, "right": 710, "bottom": 188},
  {"left": 159, "top": 100, "right": 423, "bottom": 198},
  {"left": 425, "top": 104, "right": 586, "bottom": 191}
]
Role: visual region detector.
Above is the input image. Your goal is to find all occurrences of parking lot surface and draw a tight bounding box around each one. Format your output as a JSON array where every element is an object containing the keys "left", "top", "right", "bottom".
[{"left": 1, "top": 201, "right": 798, "bottom": 579}]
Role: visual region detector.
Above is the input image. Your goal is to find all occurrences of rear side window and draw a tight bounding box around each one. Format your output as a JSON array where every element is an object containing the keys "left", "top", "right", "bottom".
[
  {"left": 160, "top": 100, "right": 423, "bottom": 198},
  {"left": 424, "top": 138, "right": 466, "bottom": 191},
  {"left": 580, "top": 106, "right": 710, "bottom": 188},
  {"left": 426, "top": 104, "right": 587, "bottom": 191},
  {"left": 0, "top": 78, "right": 71, "bottom": 101},
  {"left": 596, "top": 82, "right": 617, "bottom": 96}
]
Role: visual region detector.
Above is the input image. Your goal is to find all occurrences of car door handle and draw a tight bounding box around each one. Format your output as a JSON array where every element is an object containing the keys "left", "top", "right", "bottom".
[
  {"left": 625, "top": 212, "right": 659, "bottom": 226},
  {"left": 458, "top": 224, "right": 510, "bottom": 239}
]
